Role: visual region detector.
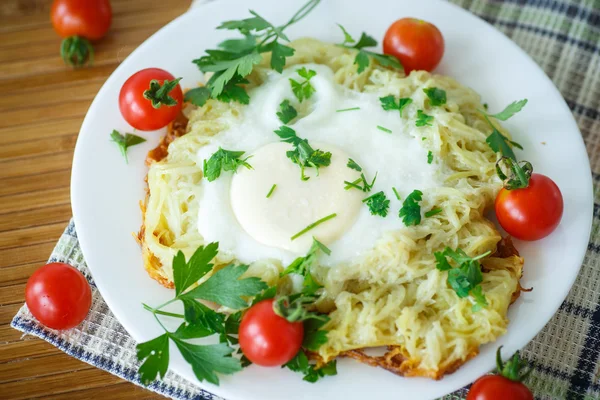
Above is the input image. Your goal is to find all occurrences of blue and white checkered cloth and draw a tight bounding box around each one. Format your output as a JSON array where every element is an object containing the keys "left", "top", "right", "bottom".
[{"left": 11, "top": 1, "right": 600, "bottom": 399}]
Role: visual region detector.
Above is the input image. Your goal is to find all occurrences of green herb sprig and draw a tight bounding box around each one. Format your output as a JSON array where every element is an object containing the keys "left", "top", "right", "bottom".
[
  {"left": 434, "top": 247, "right": 491, "bottom": 311},
  {"left": 423, "top": 87, "right": 447, "bottom": 107},
  {"left": 274, "top": 126, "right": 331, "bottom": 180},
  {"left": 481, "top": 99, "right": 527, "bottom": 160},
  {"left": 189, "top": 0, "right": 321, "bottom": 106},
  {"left": 203, "top": 148, "right": 253, "bottom": 182},
  {"left": 344, "top": 158, "right": 377, "bottom": 192},
  {"left": 379, "top": 95, "right": 413, "bottom": 117},
  {"left": 398, "top": 189, "right": 423, "bottom": 226},
  {"left": 337, "top": 24, "right": 403, "bottom": 74},
  {"left": 290, "top": 67, "right": 317, "bottom": 102},
  {"left": 110, "top": 130, "right": 146, "bottom": 163},
  {"left": 362, "top": 191, "right": 390, "bottom": 217},
  {"left": 137, "top": 244, "right": 267, "bottom": 385}
]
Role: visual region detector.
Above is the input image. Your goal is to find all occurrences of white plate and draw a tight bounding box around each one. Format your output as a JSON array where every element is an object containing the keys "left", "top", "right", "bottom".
[{"left": 71, "top": 0, "right": 593, "bottom": 399}]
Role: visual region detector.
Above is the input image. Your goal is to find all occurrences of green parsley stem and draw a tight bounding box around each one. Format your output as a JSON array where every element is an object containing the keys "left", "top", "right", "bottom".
[
  {"left": 362, "top": 192, "right": 381, "bottom": 203},
  {"left": 291, "top": 213, "right": 337, "bottom": 240},
  {"left": 282, "top": 0, "right": 320, "bottom": 30},
  {"left": 152, "top": 312, "right": 169, "bottom": 333},
  {"left": 471, "top": 250, "right": 492, "bottom": 261},
  {"left": 266, "top": 184, "right": 277, "bottom": 198},
  {"left": 376, "top": 125, "right": 392, "bottom": 133},
  {"left": 144, "top": 298, "right": 177, "bottom": 314},
  {"left": 344, "top": 179, "right": 363, "bottom": 190},
  {"left": 392, "top": 187, "right": 401, "bottom": 200},
  {"left": 336, "top": 107, "right": 360, "bottom": 112},
  {"left": 424, "top": 207, "right": 442, "bottom": 217},
  {"left": 143, "top": 303, "right": 185, "bottom": 319}
]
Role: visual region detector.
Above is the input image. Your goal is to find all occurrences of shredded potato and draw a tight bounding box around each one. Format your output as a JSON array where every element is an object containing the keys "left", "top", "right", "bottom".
[{"left": 140, "top": 38, "right": 523, "bottom": 378}]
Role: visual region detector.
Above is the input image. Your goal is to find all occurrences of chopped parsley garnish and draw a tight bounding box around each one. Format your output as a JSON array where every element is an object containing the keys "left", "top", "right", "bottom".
[
  {"left": 337, "top": 24, "right": 403, "bottom": 74},
  {"left": 184, "top": 86, "right": 212, "bottom": 107},
  {"left": 434, "top": 247, "right": 491, "bottom": 312},
  {"left": 110, "top": 130, "right": 146, "bottom": 163},
  {"left": 379, "top": 95, "right": 412, "bottom": 117},
  {"left": 137, "top": 243, "right": 267, "bottom": 385},
  {"left": 423, "top": 87, "right": 447, "bottom": 107},
  {"left": 266, "top": 184, "right": 277, "bottom": 198},
  {"left": 362, "top": 191, "right": 390, "bottom": 217},
  {"left": 336, "top": 107, "right": 360, "bottom": 112},
  {"left": 425, "top": 207, "right": 442, "bottom": 217},
  {"left": 481, "top": 99, "right": 528, "bottom": 160},
  {"left": 416, "top": 110, "right": 433, "bottom": 127},
  {"left": 485, "top": 99, "right": 528, "bottom": 121},
  {"left": 284, "top": 350, "right": 337, "bottom": 383},
  {"left": 347, "top": 158, "right": 362, "bottom": 171},
  {"left": 398, "top": 189, "right": 422, "bottom": 226},
  {"left": 344, "top": 158, "right": 376, "bottom": 192},
  {"left": 392, "top": 187, "right": 401, "bottom": 200},
  {"left": 427, "top": 151, "right": 433, "bottom": 164},
  {"left": 377, "top": 125, "right": 392, "bottom": 133},
  {"left": 274, "top": 126, "right": 331, "bottom": 180},
  {"left": 290, "top": 67, "right": 316, "bottom": 102},
  {"left": 281, "top": 237, "right": 330, "bottom": 295},
  {"left": 191, "top": 0, "right": 320, "bottom": 104},
  {"left": 203, "top": 148, "right": 252, "bottom": 182},
  {"left": 291, "top": 213, "right": 337, "bottom": 240},
  {"left": 277, "top": 99, "right": 298, "bottom": 124}
]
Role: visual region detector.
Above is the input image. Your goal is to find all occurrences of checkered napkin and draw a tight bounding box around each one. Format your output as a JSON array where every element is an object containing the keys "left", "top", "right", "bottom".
[{"left": 11, "top": 1, "right": 600, "bottom": 399}]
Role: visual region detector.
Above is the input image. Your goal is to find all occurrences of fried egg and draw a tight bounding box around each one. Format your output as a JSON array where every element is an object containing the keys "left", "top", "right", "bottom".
[{"left": 196, "top": 64, "right": 440, "bottom": 266}]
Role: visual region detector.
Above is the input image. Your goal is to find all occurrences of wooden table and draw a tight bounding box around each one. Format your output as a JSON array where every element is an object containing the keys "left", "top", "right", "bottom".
[{"left": 1, "top": 1, "right": 191, "bottom": 398}]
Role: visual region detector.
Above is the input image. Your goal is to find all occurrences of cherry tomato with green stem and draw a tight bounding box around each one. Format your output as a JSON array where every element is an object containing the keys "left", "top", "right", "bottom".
[
  {"left": 494, "top": 158, "right": 563, "bottom": 241},
  {"left": 119, "top": 68, "right": 183, "bottom": 131},
  {"left": 51, "top": 0, "right": 112, "bottom": 66},
  {"left": 383, "top": 18, "right": 444, "bottom": 74},
  {"left": 239, "top": 299, "right": 304, "bottom": 367},
  {"left": 467, "top": 347, "right": 533, "bottom": 400}
]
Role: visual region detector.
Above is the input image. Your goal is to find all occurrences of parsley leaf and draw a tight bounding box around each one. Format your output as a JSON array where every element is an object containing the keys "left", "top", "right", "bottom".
[
  {"left": 486, "top": 99, "right": 528, "bottom": 121},
  {"left": 274, "top": 126, "right": 331, "bottom": 180},
  {"left": 486, "top": 125, "right": 519, "bottom": 160},
  {"left": 284, "top": 350, "right": 337, "bottom": 383},
  {"left": 171, "top": 321, "right": 213, "bottom": 340},
  {"left": 172, "top": 338, "right": 242, "bottom": 385},
  {"left": 427, "top": 151, "right": 433, "bottom": 164},
  {"left": 184, "top": 86, "right": 212, "bottom": 107},
  {"left": 183, "top": 263, "right": 267, "bottom": 309},
  {"left": 362, "top": 191, "right": 390, "bottom": 217},
  {"left": 337, "top": 24, "right": 403, "bottom": 74},
  {"left": 423, "top": 87, "right": 447, "bottom": 106},
  {"left": 434, "top": 247, "right": 491, "bottom": 312},
  {"left": 416, "top": 110, "right": 433, "bottom": 127},
  {"left": 172, "top": 243, "right": 219, "bottom": 296},
  {"left": 252, "top": 286, "right": 278, "bottom": 306},
  {"left": 110, "top": 130, "right": 146, "bottom": 163},
  {"left": 193, "top": 1, "right": 318, "bottom": 102},
  {"left": 203, "top": 148, "right": 252, "bottom": 182},
  {"left": 290, "top": 67, "right": 317, "bottom": 102},
  {"left": 181, "top": 298, "right": 226, "bottom": 333},
  {"left": 136, "top": 334, "right": 170, "bottom": 385},
  {"left": 214, "top": 75, "right": 251, "bottom": 105},
  {"left": 268, "top": 42, "right": 296, "bottom": 73},
  {"left": 379, "top": 95, "right": 413, "bottom": 118},
  {"left": 281, "top": 238, "right": 329, "bottom": 294},
  {"left": 277, "top": 99, "right": 298, "bottom": 124},
  {"left": 143, "top": 78, "right": 182, "bottom": 108},
  {"left": 302, "top": 318, "right": 329, "bottom": 351},
  {"left": 399, "top": 189, "right": 423, "bottom": 226},
  {"left": 347, "top": 158, "right": 362, "bottom": 171}
]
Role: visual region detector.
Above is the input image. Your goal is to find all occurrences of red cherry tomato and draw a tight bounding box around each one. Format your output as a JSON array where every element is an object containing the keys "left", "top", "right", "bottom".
[
  {"left": 51, "top": 0, "right": 112, "bottom": 40},
  {"left": 383, "top": 18, "right": 445, "bottom": 74},
  {"left": 495, "top": 173, "right": 563, "bottom": 241},
  {"left": 25, "top": 262, "right": 92, "bottom": 330},
  {"left": 119, "top": 68, "right": 183, "bottom": 131},
  {"left": 467, "top": 375, "right": 533, "bottom": 400},
  {"left": 239, "top": 299, "right": 304, "bottom": 367}
]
